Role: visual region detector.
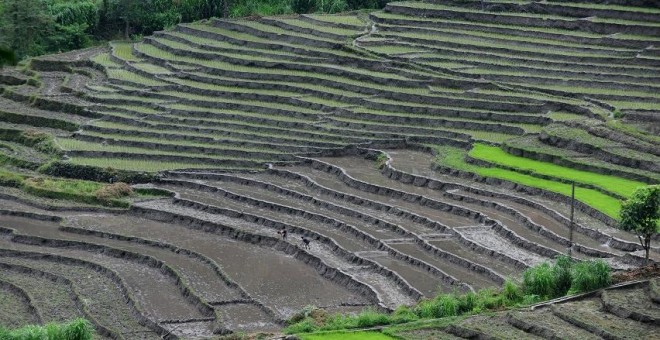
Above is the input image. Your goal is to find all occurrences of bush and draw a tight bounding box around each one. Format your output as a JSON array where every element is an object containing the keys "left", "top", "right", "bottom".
[
  {"left": 291, "top": 0, "right": 316, "bottom": 13},
  {"left": 355, "top": 309, "right": 390, "bottom": 328},
  {"left": 522, "top": 262, "right": 556, "bottom": 299},
  {"left": 503, "top": 279, "right": 523, "bottom": 304},
  {"left": 0, "top": 318, "right": 92, "bottom": 340},
  {"left": 552, "top": 255, "right": 573, "bottom": 297},
  {"left": 570, "top": 260, "right": 611, "bottom": 294}
]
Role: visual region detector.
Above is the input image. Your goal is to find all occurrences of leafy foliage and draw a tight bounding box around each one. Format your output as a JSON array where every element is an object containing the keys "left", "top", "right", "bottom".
[
  {"left": 285, "top": 256, "right": 612, "bottom": 334},
  {"left": 620, "top": 185, "right": 659, "bottom": 262},
  {"left": 0, "top": 318, "right": 93, "bottom": 340}
]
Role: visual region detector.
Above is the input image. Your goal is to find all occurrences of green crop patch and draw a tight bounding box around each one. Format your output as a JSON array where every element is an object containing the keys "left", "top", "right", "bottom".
[
  {"left": 469, "top": 144, "right": 646, "bottom": 198},
  {"left": 434, "top": 145, "right": 624, "bottom": 218}
]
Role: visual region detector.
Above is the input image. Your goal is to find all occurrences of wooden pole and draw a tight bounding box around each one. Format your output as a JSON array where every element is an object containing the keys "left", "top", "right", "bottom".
[{"left": 568, "top": 181, "right": 575, "bottom": 258}]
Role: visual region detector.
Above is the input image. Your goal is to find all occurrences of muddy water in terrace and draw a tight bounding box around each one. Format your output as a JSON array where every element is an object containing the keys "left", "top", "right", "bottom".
[
  {"left": 268, "top": 166, "right": 523, "bottom": 278},
  {"left": 0, "top": 216, "right": 206, "bottom": 323},
  {"left": 428, "top": 238, "right": 521, "bottom": 278},
  {"left": 70, "top": 213, "right": 367, "bottom": 319},
  {"left": 237, "top": 171, "right": 447, "bottom": 235},
  {"left": 389, "top": 242, "right": 499, "bottom": 290},
  {"left": 214, "top": 303, "right": 280, "bottom": 332},
  {"left": 276, "top": 164, "right": 475, "bottom": 229},
  {"left": 160, "top": 183, "right": 370, "bottom": 252},
  {"left": 204, "top": 179, "right": 403, "bottom": 240}
]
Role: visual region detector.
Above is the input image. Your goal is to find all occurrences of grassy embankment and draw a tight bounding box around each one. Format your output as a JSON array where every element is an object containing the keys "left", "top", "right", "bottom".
[{"left": 287, "top": 256, "right": 611, "bottom": 336}]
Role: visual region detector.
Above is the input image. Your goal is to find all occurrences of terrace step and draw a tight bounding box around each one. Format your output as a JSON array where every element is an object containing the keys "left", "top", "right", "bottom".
[
  {"left": 0, "top": 278, "right": 42, "bottom": 329},
  {"left": 159, "top": 178, "right": 460, "bottom": 297},
  {"left": 0, "top": 216, "right": 212, "bottom": 325},
  {"left": 0, "top": 262, "right": 84, "bottom": 324},
  {"left": 132, "top": 199, "right": 386, "bottom": 316},
  {"left": 385, "top": 2, "right": 660, "bottom": 36},
  {"left": 233, "top": 170, "right": 507, "bottom": 283},
  {"left": 455, "top": 226, "right": 548, "bottom": 266},
  {"left": 507, "top": 309, "right": 601, "bottom": 340},
  {"left": 601, "top": 287, "right": 660, "bottom": 324},
  {"left": 552, "top": 298, "right": 658, "bottom": 339},
  {"left": 0, "top": 250, "right": 165, "bottom": 338}
]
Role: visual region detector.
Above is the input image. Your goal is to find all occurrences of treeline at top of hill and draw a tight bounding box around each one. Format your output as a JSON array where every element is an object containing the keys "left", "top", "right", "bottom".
[{"left": 0, "top": 0, "right": 385, "bottom": 61}]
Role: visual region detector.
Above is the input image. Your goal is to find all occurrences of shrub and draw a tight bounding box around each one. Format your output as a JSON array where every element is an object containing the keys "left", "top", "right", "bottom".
[
  {"left": 552, "top": 255, "right": 573, "bottom": 297},
  {"left": 0, "top": 318, "right": 92, "bottom": 340},
  {"left": 356, "top": 308, "right": 390, "bottom": 328},
  {"left": 390, "top": 306, "right": 418, "bottom": 324},
  {"left": 522, "top": 262, "right": 556, "bottom": 299},
  {"left": 291, "top": 0, "right": 315, "bottom": 13},
  {"left": 503, "top": 279, "right": 523, "bottom": 304},
  {"left": 570, "top": 259, "right": 612, "bottom": 294}
]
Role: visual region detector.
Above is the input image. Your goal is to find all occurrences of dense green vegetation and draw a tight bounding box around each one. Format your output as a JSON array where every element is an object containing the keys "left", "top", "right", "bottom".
[
  {"left": 0, "top": 319, "right": 93, "bottom": 340},
  {"left": 285, "top": 256, "right": 612, "bottom": 334},
  {"left": 0, "top": 0, "right": 383, "bottom": 59},
  {"left": 619, "top": 185, "right": 660, "bottom": 263},
  {"left": 434, "top": 145, "right": 625, "bottom": 219}
]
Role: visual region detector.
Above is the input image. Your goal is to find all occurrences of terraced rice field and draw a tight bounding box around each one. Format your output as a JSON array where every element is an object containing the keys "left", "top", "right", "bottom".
[{"left": 0, "top": 0, "right": 658, "bottom": 337}]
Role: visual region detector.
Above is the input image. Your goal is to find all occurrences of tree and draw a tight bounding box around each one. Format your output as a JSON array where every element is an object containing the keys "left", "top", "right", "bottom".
[
  {"left": 0, "top": 0, "right": 52, "bottom": 58},
  {"left": 0, "top": 46, "right": 17, "bottom": 67},
  {"left": 620, "top": 185, "right": 659, "bottom": 264}
]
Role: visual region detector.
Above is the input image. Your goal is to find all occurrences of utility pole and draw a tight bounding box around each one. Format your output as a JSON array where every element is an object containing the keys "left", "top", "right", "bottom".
[{"left": 568, "top": 181, "right": 575, "bottom": 259}]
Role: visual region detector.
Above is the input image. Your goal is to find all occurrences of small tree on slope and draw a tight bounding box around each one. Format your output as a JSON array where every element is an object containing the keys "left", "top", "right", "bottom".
[{"left": 620, "top": 185, "right": 659, "bottom": 264}]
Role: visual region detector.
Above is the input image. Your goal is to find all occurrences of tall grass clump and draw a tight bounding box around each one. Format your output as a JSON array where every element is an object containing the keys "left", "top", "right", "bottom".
[
  {"left": 570, "top": 259, "right": 611, "bottom": 294},
  {"left": 0, "top": 319, "right": 92, "bottom": 340},
  {"left": 285, "top": 257, "right": 612, "bottom": 334},
  {"left": 523, "top": 262, "right": 556, "bottom": 299}
]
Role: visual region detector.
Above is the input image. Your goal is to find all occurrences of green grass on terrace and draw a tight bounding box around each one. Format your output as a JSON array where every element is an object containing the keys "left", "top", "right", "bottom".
[
  {"left": 373, "top": 11, "right": 605, "bottom": 39},
  {"left": 350, "top": 107, "right": 544, "bottom": 133},
  {"left": 413, "top": 52, "right": 660, "bottom": 78},
  {"left": 160, "top": 92, "right": 322, "bottom": 115},
  {"left": 165, "top": 77, "right": 303, "bottom": 97},
  {"left": 433, "top": 145, "right": 623, "bottom": 218},
  {"left": 392, "top": 1, "right": 660, "bottom": 27},
  {"left": 229, "top": 20, "right": 342, "bottom": 43},
  {"left": 162, "top": 31, "right": 298, "bottom": 58},
  {"left": 91, "top": 120, "right": 348, "bottom": 145},
  {"left": 305, "top": 14, "right": 366, "bottom": 27},
  {"left": 99, "top": 104, "right": 161, "bottom": 115},
  {"left": 89, "top": 92, "right": 164, "bottom": 104},
  {"left": 164, "top": 102, "right": 317, "bottom": 121},
  {"left": 378, "top": 23, "right": 638, "bottom": 52},
  {"left": 111, "top": 42, "right": 141, "bottom": 62},
  {"left": 382, "top": 31, "right": 631, "bottom": 59},
  {"left": 105, "top": 69, "right": 169, "bottom": 87},
  {"left": 329, "top": 116, "right": 516, "bottom": 143},
  {"left": 366, "top": 96, "right": 539, "bottom": 113},
  {"left": 131, "top": 62, "right": 171, "bottom": 75},
  {"left": 470, "top": 143, "right": 645, "bottom": 198},
  {"left": 182, "top": 23, "right": 360, "bottom": 58},
  {"left": 81, "top": 131, "right": 291, "bottom": 153},
  {"left": 91, "top": 53, "right": 121, "bottom": 69},
  {"left": 607, "top": 100, "right": 660, "bottom": 111},
  {"left": 299, "top": 331, "right": 394, "bottom": 340},
  {"left": 135, "top": 43, "right": 409, "bottom": 83},
  {"left": 67, "top": 157, "right": 236, "bottom": 172},
  {"left": 516, "top": 83, "right": 660, "bottom": 99},
  {"left": 365, "top": 45, "right": 432, "bottom": 54},
  {"left": 273, "top": 18, "right": 364, "bottom": 36},
  {"left": 55, "top": 138, "right": 275, "bottom": 161},
  {"left": 142, "top": 114, "right": 350, "bottom": 141}
]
